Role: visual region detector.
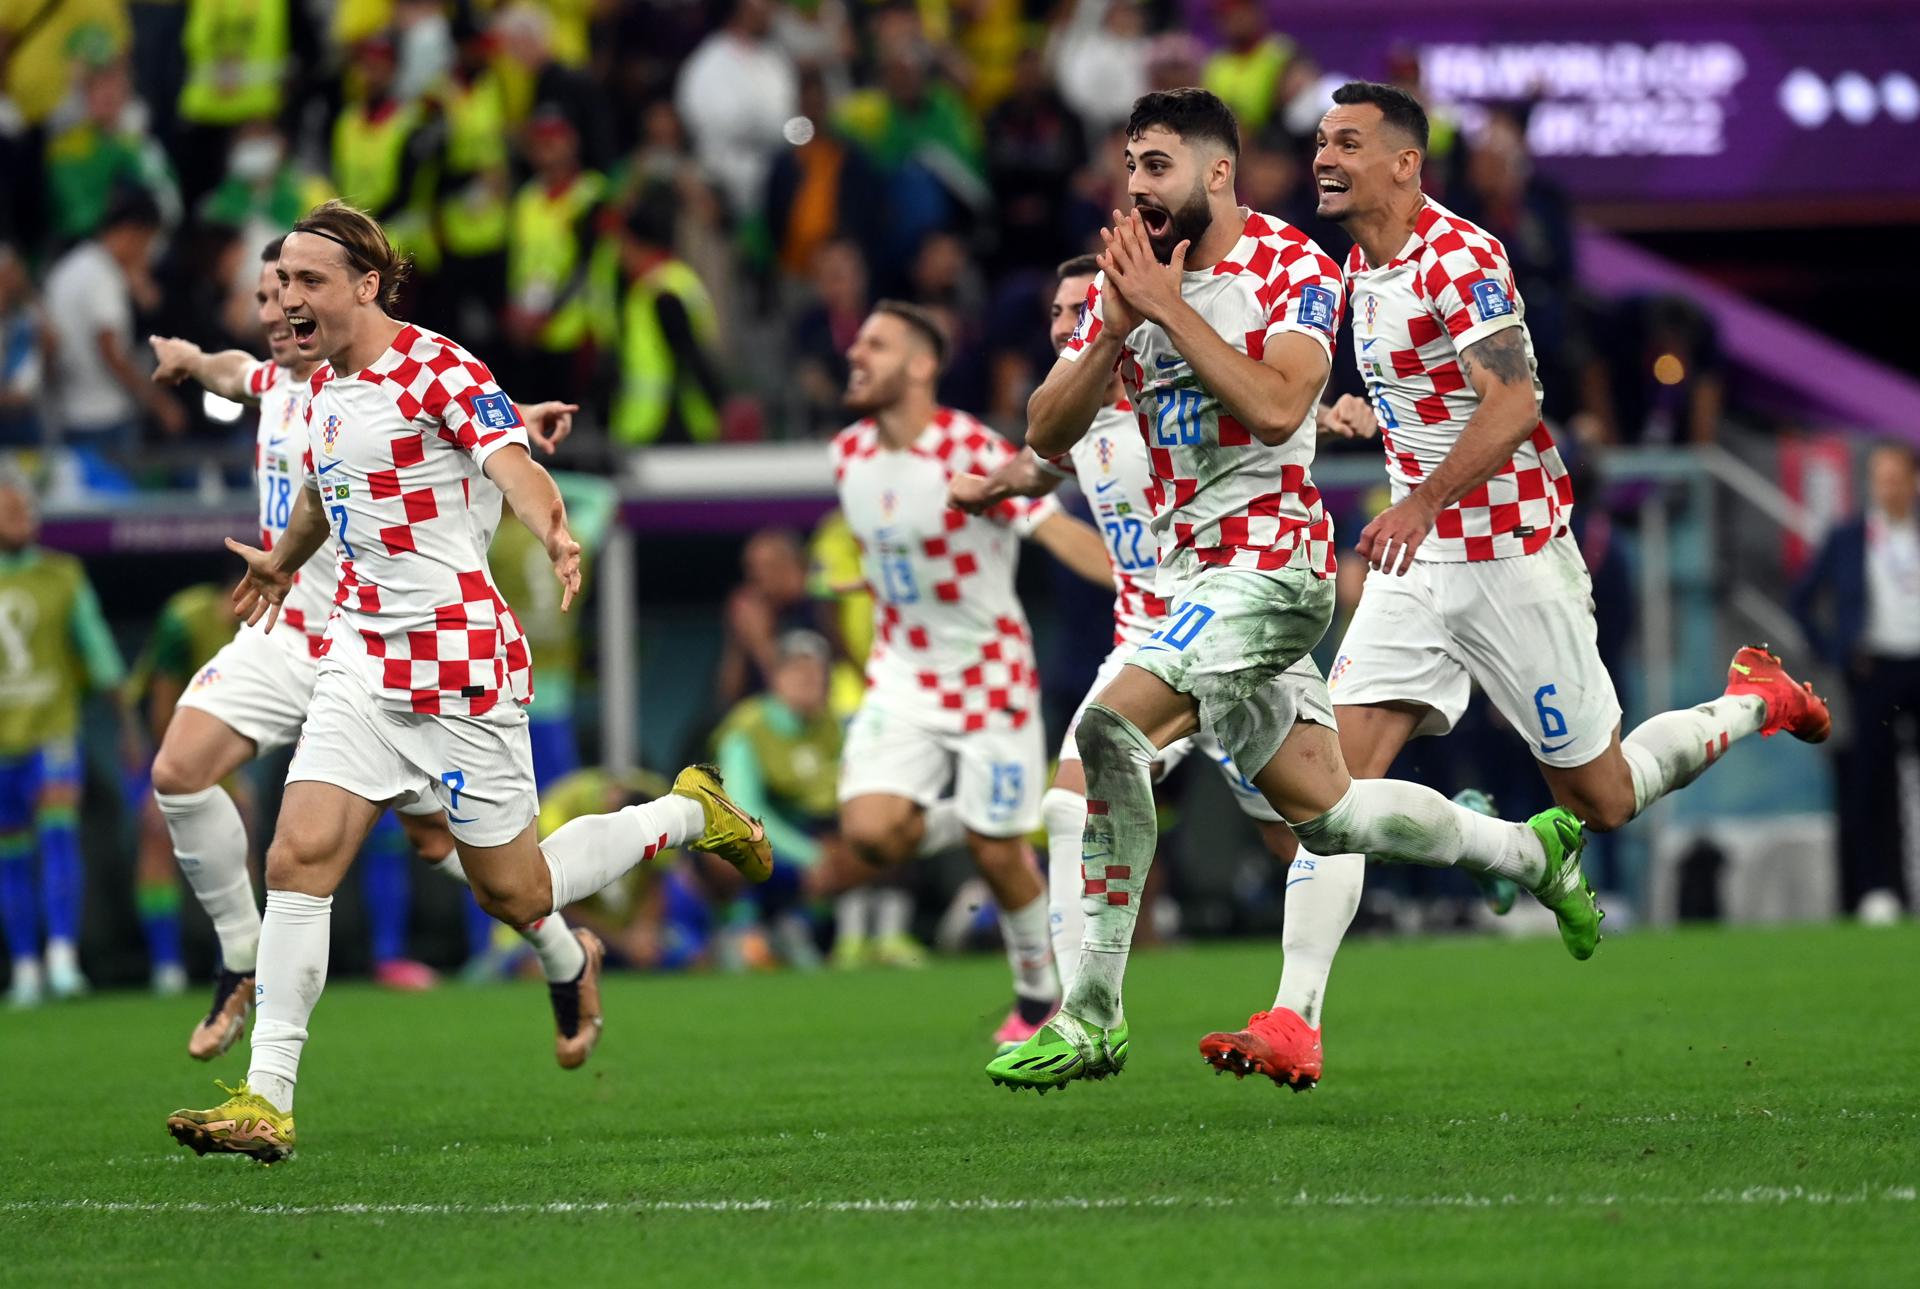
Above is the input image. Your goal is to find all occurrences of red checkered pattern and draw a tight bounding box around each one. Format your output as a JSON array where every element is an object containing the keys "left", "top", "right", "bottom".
[
  {"left": 302, "top": 326, "right": 533, "bottom": 716},
  {"left": 1061, "top": 210, "right": 1342, "bottom": 587},
  {"left": 1033, "top": 400, "right": 1170, "bottom": 646},
  {"left": 248, "top": 360, "right": 334, "bottom": 658},
  {"left": 832, "top": 408, "right": 1054, "bottom": 734},
  {"left": 1344, "top": 198, "right": 1574, "bottom": 563}
]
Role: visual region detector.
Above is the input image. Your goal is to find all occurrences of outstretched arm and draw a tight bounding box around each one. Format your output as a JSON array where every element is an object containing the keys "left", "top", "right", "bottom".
[
  {"left": 1356, "top": 326, "right": 1539, "bottom": 575},
  {"left": 1030, "top": 512, "right": 1113, "bottom": 589},
  {"left": 149, "top": 336, "right": 260, "bottom": 404},
  {"left": 226, "top": 484, "right": 328, "bottom": 630},
  {"left": 947, "top": 452, "right": 1063, "bottom": 514},
  {"left": 484, "top": 444, "right": 583, "bottom": 611}
]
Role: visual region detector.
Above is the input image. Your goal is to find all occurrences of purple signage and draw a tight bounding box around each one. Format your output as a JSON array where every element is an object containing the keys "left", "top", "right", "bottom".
[{"left": 1242, "top": 1, "right": 1920, "bottom": 204}]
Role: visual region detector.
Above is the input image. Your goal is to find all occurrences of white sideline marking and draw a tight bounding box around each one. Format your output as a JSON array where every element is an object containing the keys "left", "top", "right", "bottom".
[{"left": 4, "top": 1187, "right": 1913, "bottom": 1218}]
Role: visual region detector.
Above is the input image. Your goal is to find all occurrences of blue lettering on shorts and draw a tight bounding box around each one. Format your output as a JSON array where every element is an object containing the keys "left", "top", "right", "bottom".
[
  {"left": 1139, "top": 602, "right": 1216, "bottom": 654},
  {"left": 1471, "top": 279, "right": 1514, "bottom": 321},
  {"left": 471, "top": 390, "right": 523, "bottom": 430},
  {"left": 441, "top": 769, "right": 477, "bottom": 823},
  {"left": 988, "top": 762, "right": 1026, "bottom": 821}
]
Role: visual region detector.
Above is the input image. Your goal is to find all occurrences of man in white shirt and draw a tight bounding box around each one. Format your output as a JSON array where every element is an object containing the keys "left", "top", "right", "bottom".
[
  {"left": 674, "top": 0, "right": 799, "bottom": 218},
  {"left": 42, "top": 190, "right": 184, "bottom": 450}
]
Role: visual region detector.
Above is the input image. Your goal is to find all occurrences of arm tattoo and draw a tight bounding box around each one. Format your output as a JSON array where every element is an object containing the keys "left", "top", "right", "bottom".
[{"left": 1460, "top": 327, "right": 1532, "bottom": 387}]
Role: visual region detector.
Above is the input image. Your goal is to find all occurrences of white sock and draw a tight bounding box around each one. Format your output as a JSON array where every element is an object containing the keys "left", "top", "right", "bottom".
[
  {"left": 1621, "top": 695, "right": 1767, "bottom": 819},
  {"left": 45, "top": 938, "right": 79, "bottom": 974},
  {"left": 429, "top": 855, "right": 585, "bottom": 980},
  {"left": 874, "top": 887, "right": 912, "bottom": 940},
  {"left": 246, "top": 890, "right": 332, "bottom": 1113},
  {"left": 915, "top": 799, "right": 964, "bottom": 858},
  {"left": 999, "top": 892, "right": 1060, "bottom": 1004},
  {"left": 835, "top": 890, "right": 870, "bottom": 943},
  {"left": 1273, "top": 848, "right": 1363, "bottom": 1027},
  {"left": 1041, "top": 786, "right": 1089, "bottom": 991},
  {"left": 1062, "top": 704, "right": 1160, "bottom": 1030},
  {"left": 1294, "top": 780, "right": 1547, "bottom": 885},
  {"left": 156, "top": 787, "right": 259, "bottom": 973},
  {"left": 539, "top": 796, "right": 702, "bottom": 913}
]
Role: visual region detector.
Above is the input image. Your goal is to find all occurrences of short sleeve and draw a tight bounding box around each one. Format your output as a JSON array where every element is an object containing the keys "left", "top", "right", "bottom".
[
  {"left": 245, "top": 360, "right": 279, "bottom": 402},
  {"left": 430, "top": 356, "right": 530, "bottom": 468},
  {"left": 1056, "top": 274, "right": 1107, "bottom": 364},
  {"left": 300, "top": 444, "right": 319, "bottom": 491},
  {"left": 965, "top": 428, "right": 1057, "bottom": 536},
  {"left": 1029, "top": 446, "right": 1074, "bottom": 480},
  {"left": 1421, "top": 232, "right": 1525, "bottom": 353},
  {"left": 1261, "top": 245, "right": 1345, "bottom": 361}
]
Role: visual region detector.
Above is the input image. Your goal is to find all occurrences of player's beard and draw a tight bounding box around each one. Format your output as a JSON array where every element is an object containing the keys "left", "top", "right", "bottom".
[
  {"left": 843, "top": 365, "right": 908, "bottom": 416},
  {"left": 1140, "top": 180, "right": 1213, "bottom": 265}
]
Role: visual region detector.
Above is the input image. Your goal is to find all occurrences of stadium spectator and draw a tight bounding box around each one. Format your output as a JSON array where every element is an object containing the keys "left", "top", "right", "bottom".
[
  {"left": 0, "top": 247, "right": 44, "bottom": 446},
  {"left": 764, "top": 70, "right": 886, "bottom": 282},
  {"left": 496, "top": 3, "right": 615, "bottom": 171},
  {"left": 197, "top": 122, "right": 323, "bottom": 254},
  {"left": 331, "top": 36, "right": 440, "bottom": 288},
  {"left": 674, "top": 0, "right": 800, "bottom": 219},
  {"left": 0, "top": 476, "right": 127, "bottom": 1007},
  {"left": 124, "top": 579, "right": 240, "bottom": 997},
  {"left": 1050, "top": 0, "right": 1150, "bottom": 137},
  {"left": 505, "top": 110, "right": 605, "bottom": 402},
  {"left": 1792, "top": 441, "right": 1920, "bottom": 922},
  {"left": 715, "top": 527, "right": 838, "bottom": 712},
  {"left": 45, "top": 50, "right": 178, "bottom": 244},
  {"left": 788, "top": 241, "right": 870, "bottom": 437},
  {"left": 42, "top": 189, "right": 183, "bottom": 453},
  {"left": 427, "top": 26, "right": 513, "bottom": 348},
  {"left": 1200, "top": 0, "right": 1300, "bottom": 136},
  {"left": 174, "top": 0, "right": 290, "bottom": 208},
  {"left": 607, "top": 198, "right": 725, "bottom": 447},
  {"left": 1586, "top": 293, "right": 1725, "bottom": 446},
  {"left": 983, "top": 46, "right": 1088, "bottom": 275}
]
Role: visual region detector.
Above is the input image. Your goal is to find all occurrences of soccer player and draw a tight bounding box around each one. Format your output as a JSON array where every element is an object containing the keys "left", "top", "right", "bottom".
[
  {"left": 831, "top": 299, "right": 1111, "bottom": 1049},
  {"left": 148, "top": 237, "right": 593, "bottom": 1065},
  {"left": 0, "top": 477, "right": 127, "bottom": 1007},
  {"left": 987, "top": 88, "right": 1595, "bottom": 1093},
  {"left": 949, "top": 252, "right": 1343, "bottom": 987},
  {"left": 165, "top": 202, "right": 769, "bottom": 1161},
  {"left": 1213, "top": 81, "right": 1832, "bottom": 1091}
]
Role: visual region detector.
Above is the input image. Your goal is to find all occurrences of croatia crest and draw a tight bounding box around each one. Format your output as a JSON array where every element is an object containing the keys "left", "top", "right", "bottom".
[{"left": 322, "top": 414, "right": 342, "bottom": 456}]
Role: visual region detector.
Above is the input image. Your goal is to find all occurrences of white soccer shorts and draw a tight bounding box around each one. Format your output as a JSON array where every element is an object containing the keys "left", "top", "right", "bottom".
[
  {"left": 286, "top": 659, "right": 537, "bottom": 846},
  {"left": 174, "top": 626, "right": 317, "bottom": 753},
  {"left": 1058, "top": 640, "right": 1281, "bottom": 823},
  {"left": 1327, "top": 533, "right": 1623, "bottom": 769},
  {"left": 837, "top": 697, "right": 1046, "bottom": 838}
]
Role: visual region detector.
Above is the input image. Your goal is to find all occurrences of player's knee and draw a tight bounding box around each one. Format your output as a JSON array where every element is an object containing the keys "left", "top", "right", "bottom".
[
  {"left": 1076, "top": 704, "right": 1150, "bottom": 772},
  {"left": 474, "top": 881, "right": 545, "bottom": 928},
  {"left": 1040, "top": 787, "right": 1084, "bottom": 838},
  {"left": 264, "top": 833, "right": 332, "bottom": 889},
  {"left": 150, "top": 746, "right": 218, "bottom": 797},
  {"left": 1568, "top": 788, "right": 1634, "bottom": 834},
  {"left": 840, "top": 805, "right": 915, "bottom": 867}
]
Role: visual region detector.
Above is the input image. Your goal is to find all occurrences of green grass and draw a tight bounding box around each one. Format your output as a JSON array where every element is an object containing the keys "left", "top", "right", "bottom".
[{"left": 2, "top": 923, "right": 1915, "bottom": 1286}]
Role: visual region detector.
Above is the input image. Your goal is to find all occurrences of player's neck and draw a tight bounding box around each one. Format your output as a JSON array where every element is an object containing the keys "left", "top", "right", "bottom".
[
  {"left": 328, "top": 313, "right": 406, "bottom": 377},
  {"left": 874, "top": 392, "right": 937, "bottom": 449},
  {"left": 1349, "top": 187, "right": 1427, "bottom": 270},
  {"left": 1184, "top": 202, "right": 1246, "bottom": 271},
  {"left": 288, "top": 359, "right": 320, "bottom": 383}
]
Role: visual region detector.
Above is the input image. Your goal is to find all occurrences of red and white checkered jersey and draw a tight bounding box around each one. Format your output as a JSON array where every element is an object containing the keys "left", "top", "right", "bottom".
[
  {"left": 1344, "top": 198, "right": 1573, "bottom": 563},
  {"left": 832, "top": 408, "right": 1057, "bottom": 734},
  {"left": 1034, "top": 400, "right": 1169, "bottom": 647},
  {"left": 300, "top": 325, "right": 532, "bottom": 717},
  {"left": 247, "top": 361, "right": 335, "bottom": 659},
  {"left": 1060, "top": 209, "right": 1342, "bottom": 591}
]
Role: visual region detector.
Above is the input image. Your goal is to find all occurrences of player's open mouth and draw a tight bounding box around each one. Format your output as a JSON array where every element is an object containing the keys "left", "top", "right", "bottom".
[
  {"left": 1317, "top": 177, "right": 1351, "bottom": 194},
  {"left": 1135, "top": 204, "right": 1171, "bottom": 237},
  {"left": 287, "top": 314, "right": 318, "bottom": 347}
]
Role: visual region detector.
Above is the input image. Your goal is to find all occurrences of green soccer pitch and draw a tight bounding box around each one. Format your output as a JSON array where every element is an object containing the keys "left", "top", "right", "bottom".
[{"left": 2, "top": 923, "right": 1914, "bottom": 1286}]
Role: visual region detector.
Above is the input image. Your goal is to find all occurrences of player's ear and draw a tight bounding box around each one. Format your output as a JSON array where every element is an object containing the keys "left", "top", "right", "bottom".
[
  {"left": 1396, "top": 146, "right": 1424, "bottom": 184},
  {"left": 1211, "top": 152, "right": 1233, "bottom": 194}
]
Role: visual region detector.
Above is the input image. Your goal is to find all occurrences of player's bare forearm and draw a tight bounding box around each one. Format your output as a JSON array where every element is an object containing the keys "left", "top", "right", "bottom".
[
  {"left": 1157, "top": 303, "right": 1328, "bottom": 444},
  {"left": 486, "top": 444, "right": 583, "bottom": 609},
  {"left": 1032, "top": 513, "right": 1114, "bottom": 589},
  {"left": 1027, "top": 332, "right": 1122, "bottom": 458},
  {"left": 954, "top": 454, "right": 1059, "bottom": 514},
  {"left": 1417, "top": 328, "right": 1541, "bottom": 511},
  {"left": 273, "top": 486, "right": 330, "bottom": 575}
]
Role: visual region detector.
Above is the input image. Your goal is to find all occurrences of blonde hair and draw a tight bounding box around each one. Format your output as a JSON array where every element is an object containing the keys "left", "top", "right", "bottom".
[{"left": 291, "top": 199, "right": 411, "bottom": 310}]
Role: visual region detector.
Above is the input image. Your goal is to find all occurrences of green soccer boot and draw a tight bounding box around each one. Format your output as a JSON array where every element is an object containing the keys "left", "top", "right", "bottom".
[
  {"left": 985, "top": 1009, "right": 1130, "bottom": 1094},
  {"left": 1526, "top": 806, "right": 1603, "bottom": 960}
]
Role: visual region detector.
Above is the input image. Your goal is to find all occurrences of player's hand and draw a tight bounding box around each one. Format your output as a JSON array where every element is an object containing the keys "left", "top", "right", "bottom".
[
  {"left": 148, "top": 335, "right": 202, "bottom": 385},
  {"left": 1090, "top": 211, "right": 1147, "bottom": 335},
  {"left": 1098, "top": 209, "right": 1186, "bottom": 327},
  {"left": 1319, "top": 394, "right": 1378, "bottom": 440},
  {"left": 545, "top": 497, "right": 582, "bottom": 612},
  {"left": 521, "top": 400, "right": 578, "bottom": 456},
  {"left": 1355, "top": 493, "right": 1440, "bottom": 576},
  {"left": 946, "top": 472, "right": 1001, "bottom": 515},
  {"left": 224, "top": 537, "right": 293, "bottom": 632}
]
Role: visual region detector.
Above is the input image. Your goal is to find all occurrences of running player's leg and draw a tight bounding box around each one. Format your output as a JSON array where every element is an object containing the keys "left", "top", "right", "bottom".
[
  {"left": 836, "top": 700, "right": 961, "bottom": 876},
  {"left": 0, "top": 754, "right": 40, "bottom": 1005},
  {"left": 134, "top": 794, "right": 187, "bottom": 993},
  {"left": 32, "top": 740, "right": 86, "bottom": 997},
  {"left": 1042, "top": 758, "right": 1087, "bottom": 989},
  {"left": 954, "top": 715, "right": 1055, "bottom": 1043}
]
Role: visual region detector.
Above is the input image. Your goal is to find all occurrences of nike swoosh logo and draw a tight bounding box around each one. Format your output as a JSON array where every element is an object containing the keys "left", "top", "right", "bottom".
[
  {"left": 267, "top": 435, "right": 288, "bottom": 447},
  {"left": 1539, "top": 739, "right": 1574, "bottom": 754},
  {"left": 448, "top": 813, "right": 476, "bottom": 823},
  {"left": 1154, "top": 355, "right": 1181, "bottom": 369},
  {"left": 316, "top": 460, "right": 342, "bottom": 475},
  {"left": 1094, "top": 479, "right": 1120, "bottom": 493}
]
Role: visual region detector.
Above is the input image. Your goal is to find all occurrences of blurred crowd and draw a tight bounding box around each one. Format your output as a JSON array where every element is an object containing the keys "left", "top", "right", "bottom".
[{"left": 0, "top": 0, "right": 1733, "bottom": 489}]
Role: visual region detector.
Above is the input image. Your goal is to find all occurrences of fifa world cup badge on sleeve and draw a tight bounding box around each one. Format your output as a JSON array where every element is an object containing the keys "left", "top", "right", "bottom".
[
  {"left": 1299, "top": 284, "right": 1337, "bottom": 335},
  {"left": 472, "top": 391, "right": 523, "bottom": 430},
  {"left": 1471, "top": 279, "right": 1514, "bottom": 321}
]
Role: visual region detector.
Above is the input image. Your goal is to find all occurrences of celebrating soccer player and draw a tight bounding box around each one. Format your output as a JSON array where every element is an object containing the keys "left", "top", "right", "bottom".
[
  {"left": 829, "top": 300, "right": 1111, "bottom": 1052},
  {"left": 947, "top": 254, "right": 1304, "bottom": 991},
  {"left": 987, "top": 88, "right": 1598, "bottom": 1094},
  {"left": 146, "top": 238, "right": 596, "bottom": 1068},
  {"left": 1205, "top": 82, "right": 1832, "bottom": 1092},
  {"left": 165, "top": 202, "right": 771, "bottom": 1161}
]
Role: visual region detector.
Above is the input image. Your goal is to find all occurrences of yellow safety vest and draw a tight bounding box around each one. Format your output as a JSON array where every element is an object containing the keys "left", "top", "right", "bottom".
[
  {"left": 613, "top": 258, "right": 719, "bottom": 445},
  {"left": 438, "top": 72, "right": 510, "bottom": 259},
  {"left": 179, "top": 0, "right": 289, "bottom": 127},
  {"left": 332, "top": 99, "right": 439, "bottom": 270},
  {"left": 509, "top": 171, "right": 605, "bottom": 352},
  {"left": 1203, "top": 37, "right": 1294, "bottom": 134}
]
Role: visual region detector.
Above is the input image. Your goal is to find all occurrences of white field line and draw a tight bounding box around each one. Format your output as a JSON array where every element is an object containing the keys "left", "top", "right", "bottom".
[{"left": 2, "top": 1187, "right": 1913, "bottom": 1219}]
